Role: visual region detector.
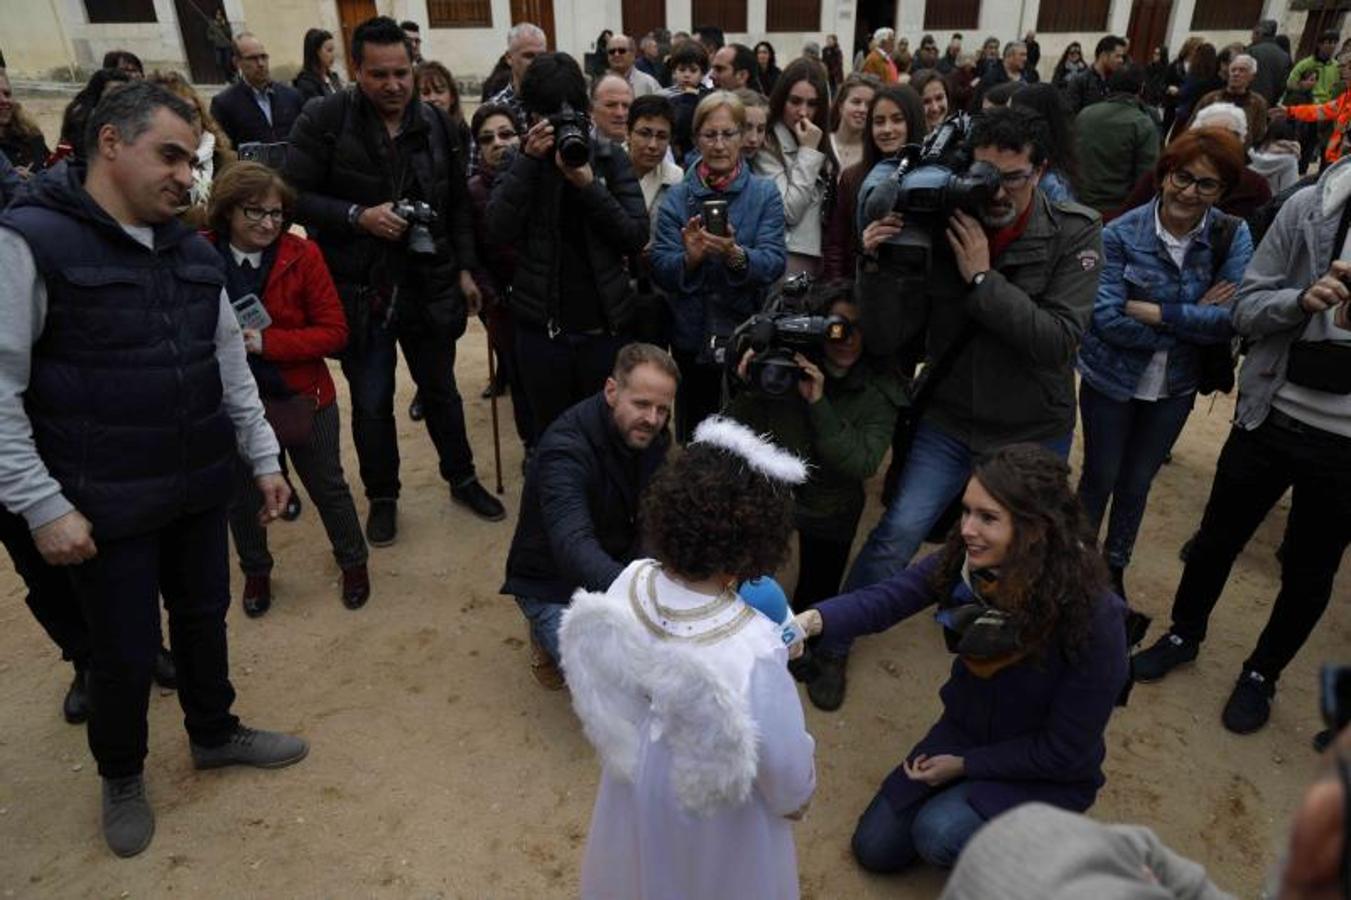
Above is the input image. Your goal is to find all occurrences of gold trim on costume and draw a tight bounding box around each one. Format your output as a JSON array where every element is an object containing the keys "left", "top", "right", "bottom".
[{"left": 628, "top": 562, "right": 755, "bottom": 645}]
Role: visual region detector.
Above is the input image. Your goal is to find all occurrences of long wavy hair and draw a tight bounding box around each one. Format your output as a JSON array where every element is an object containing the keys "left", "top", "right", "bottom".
[
  {"left": 765, "top": 57, "right": 836, "bottom": 174},
  {"left": 930, "top": 444, "right": 1108, "bottom": 659},
  {"left": 0, "top": 73, "right": 46, "bottom": 142}
]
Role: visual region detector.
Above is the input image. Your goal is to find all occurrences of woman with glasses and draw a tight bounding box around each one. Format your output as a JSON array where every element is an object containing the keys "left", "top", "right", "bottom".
[
  {"left": 1051, "top": 42, "right": 1087, "bottom": 91},
  {"left": 794, "top": 444, "right": 1128, "bottom": 874},
  {"left": 652, "top": 91, "right": 787, "bottom": 442},
  {"left": 207, "top": 162, "right": 370, "bottom": 617},
  {"left": 756, "top": 58, "right": 837, "bottom": 275},
  {"left": 822, "top": 84, "right": 924, "bottom": 279},
  {"left": 1076, "top": 128, "right": 1252, "bottom": 603}
]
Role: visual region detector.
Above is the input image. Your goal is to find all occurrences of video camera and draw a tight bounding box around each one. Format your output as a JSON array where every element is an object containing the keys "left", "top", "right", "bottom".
[
  {"left": 716, "top": 274, "right": 853, "bottom": 397},
  {"left": 547, "top": 102, "right": 592, "bottom": 168},
  {"left": 860, "top": 113, "right": 1002, "bottom": 276},
  {"left": 392, "top": 199, "right": 438, "bottom": 256}
]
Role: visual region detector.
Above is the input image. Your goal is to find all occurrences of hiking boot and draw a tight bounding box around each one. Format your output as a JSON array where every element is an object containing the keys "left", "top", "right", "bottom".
[
  {"left": 807, "top": 652, "right": 848, "bottom": 711},
  {"left": 281, "top": 488, "right": 302, "bottom": 522},
  {"left": 1222, "top": 669, "right": 1275, "bottom": 734},
  {"left": 365, "top": 499, "right": 398, "bottom": 547},
  {"left": 242, "top": 574, "right": 272, "bottom": 618},
  {"left": 102, "top": 774, "right": 154, "bottom": 858},
  {"left": 191, "top": 724, "right": 309, "bottom": 770},
  {"left": 340, "top": 564, "right": 371, "bottom": 610},
  {"left": 529, "top": 633, "right": 566, "bottom": 691},
  {"left": 451, "top": 478, "right": 506, "bottom": 522},
  {"left": 153, "top": 645, "right": 177, "bottom": 689},
  {"left": 1131, "top": 632, "right": 1198, "bottom": 683},
  {"left": 63, "top": 667, "right": 90, "bottom": 724}
]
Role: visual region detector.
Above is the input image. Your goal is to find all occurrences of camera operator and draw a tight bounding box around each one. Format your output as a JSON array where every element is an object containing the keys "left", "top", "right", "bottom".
[
  {"left": 485, "top": 52, "right": 650, "bottom": 438},
  {"left": 285, "top": 16, "right": 503, "bottom": 547},
  {"left": 651, "top": 91, "right": 787, "bottom": 442},
  {"left": 1130, "top": 155, "right": 1351, "bottom": 736},
  {"left": 841, "top": 107, "right": 1100, "bottom": 689},
  {"left": 725, "top": 281, "right": 903, "bottom": 707}
]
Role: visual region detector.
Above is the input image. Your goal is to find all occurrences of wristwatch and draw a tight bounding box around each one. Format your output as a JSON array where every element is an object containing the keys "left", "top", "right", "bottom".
[{"left": 970, "top": 270, "right": 990, "bottom": 288}]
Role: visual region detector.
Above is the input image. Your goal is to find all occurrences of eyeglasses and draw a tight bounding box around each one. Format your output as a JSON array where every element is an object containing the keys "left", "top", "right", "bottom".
[
  {"left": 241, "top": 205, "right": 285, "bottom": 223},
  {"left": 997, "top": 168, "right": 1037, "bottom": 189},
  {"left": 608, "top": 47, "right": 630, "bottom": 55},
  {"left": 698, "top": 129, "right": 742, "bottom": 145},
  {"left": 631, "top": 127, "right": 670, "bottom": 142},
  {"left": 476, "top": 128, "right": 518, "bottom": 144},
  {"left": 1169, "top": 169, "right": 1224, "bottom": 196}
]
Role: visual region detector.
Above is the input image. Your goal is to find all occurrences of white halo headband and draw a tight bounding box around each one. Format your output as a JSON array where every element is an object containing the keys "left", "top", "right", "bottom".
[{"left": 691, "top": 416, "right": 809, "bottom": 486}]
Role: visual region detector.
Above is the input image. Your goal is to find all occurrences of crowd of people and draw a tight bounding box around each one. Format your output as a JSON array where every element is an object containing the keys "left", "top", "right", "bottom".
[{"left": 0, "top": 12, "right": 1346, "bottom": 898}]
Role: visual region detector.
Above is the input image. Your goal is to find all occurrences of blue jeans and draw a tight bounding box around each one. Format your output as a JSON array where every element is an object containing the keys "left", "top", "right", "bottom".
[
  {"left": 515, "top": 596, "right": 565, "bottom": 664},
  {"left": 1077, "top": 383, "right": 1195, "bottom": 569},
  {"left": 851, "top": 781, "right": 985, "bottom": 871},
  {"left": 843, "top": 422, "right": 1072, "bottom": 592}
]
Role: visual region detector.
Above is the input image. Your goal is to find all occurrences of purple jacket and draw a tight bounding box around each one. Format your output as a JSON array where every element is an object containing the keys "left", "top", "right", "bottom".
[{"left": 816, "top": 553, "right": 1128, "bottom": 820}]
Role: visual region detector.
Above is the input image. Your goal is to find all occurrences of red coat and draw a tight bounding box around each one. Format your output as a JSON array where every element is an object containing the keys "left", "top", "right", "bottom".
[{"left": 208, "top": 231, "right": 348, "bottom": 408}]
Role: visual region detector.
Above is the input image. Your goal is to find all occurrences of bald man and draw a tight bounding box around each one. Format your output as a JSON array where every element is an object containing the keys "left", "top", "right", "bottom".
[
  {"left": 607, "top": 33, "right": 662, "bottom": 97},
  {"left": 592, "top": 73, "right": 634, "bottom": 143}
]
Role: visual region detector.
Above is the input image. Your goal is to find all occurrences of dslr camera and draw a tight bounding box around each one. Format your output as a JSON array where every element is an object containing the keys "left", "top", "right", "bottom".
[
  {"left": 860, "top": 113, "right": 1002, "bottom": 276},
  {"left": 547, "top": 102, "right": 592, "bottom": 168},
  {"left": 238, "top": 141, "right": 289, "bottom": 170},
  {"left": 719, "top": 274, "right": 854, "bottom": 397},
  {"left": 392, "top": 199, "right": 438, "bottom": 257}
]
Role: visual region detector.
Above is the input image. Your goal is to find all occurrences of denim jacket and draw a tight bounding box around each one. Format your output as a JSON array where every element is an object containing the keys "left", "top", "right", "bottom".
[
  {"left": 651, "top": 163, "right": 787, "bottom": 353},
  {"left": 1077, "top": 200, "right": 1251, "bottom": 402}
]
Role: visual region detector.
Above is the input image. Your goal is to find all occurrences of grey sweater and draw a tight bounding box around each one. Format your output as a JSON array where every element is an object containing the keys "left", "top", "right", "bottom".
[{"left": 0, "top": 224, "right": 280, "bottom": 532}]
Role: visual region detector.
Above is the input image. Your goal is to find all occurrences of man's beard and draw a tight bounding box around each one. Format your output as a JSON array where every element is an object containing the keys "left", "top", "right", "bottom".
[{"left": 979, "top": 202, "right": 1018, "bottom": 229}]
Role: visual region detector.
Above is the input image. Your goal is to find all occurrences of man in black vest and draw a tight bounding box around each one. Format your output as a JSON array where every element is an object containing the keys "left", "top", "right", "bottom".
[
  {"left": 209, "top": 32, "right": 304, "bottom": 148},
  {"left": 0, "top": 82, "right": 308, "bottom": 857},
  {"left": 285, "top": 16, "right": 503, "bottom": 545}
]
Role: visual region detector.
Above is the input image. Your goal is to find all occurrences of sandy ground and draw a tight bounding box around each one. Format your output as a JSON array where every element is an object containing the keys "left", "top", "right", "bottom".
[{"left": 1, "top": 95, "right": 1347, "bottom": 898}]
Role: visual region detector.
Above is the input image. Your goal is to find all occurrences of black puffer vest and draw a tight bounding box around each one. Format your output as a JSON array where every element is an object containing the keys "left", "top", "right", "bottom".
[{"left": 0, "top": 163, "right": 236, "bottom": 540}]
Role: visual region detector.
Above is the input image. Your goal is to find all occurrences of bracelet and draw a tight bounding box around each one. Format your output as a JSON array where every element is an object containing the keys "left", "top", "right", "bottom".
[
  {"left": 347, "top": 204, "right": 365, "bottom": 230},
  {"left": 728, "top": 245, "right": 748, "bottom": 271}
]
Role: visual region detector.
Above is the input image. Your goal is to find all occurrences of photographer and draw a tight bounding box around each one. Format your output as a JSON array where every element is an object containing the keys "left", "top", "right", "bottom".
[
  {"left": 485, "top": 51, "right": 649, "bottom": 438},
  {"left": 1130, "top": 156, "right": 1351, "bottom": 736},
  {"left": 285, "top": 16, "right": 503, "bottom": 547},
  {"left": 842, "top": 108, "right": 1100, "bottom": 697},
  {"left": 725, "top": 282, "right": 903, "bottom": 709},
  {"left": 651, "top": 91, "right": 787, "bottom": 442}
]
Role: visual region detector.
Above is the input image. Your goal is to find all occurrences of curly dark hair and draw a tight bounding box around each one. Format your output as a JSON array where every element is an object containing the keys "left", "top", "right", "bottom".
[
  {"left": 930, "top": 444, "right": 1108, "bottom": 659},
  {"left": 640, "top": 445, "right": 795, "bottom": 582}
]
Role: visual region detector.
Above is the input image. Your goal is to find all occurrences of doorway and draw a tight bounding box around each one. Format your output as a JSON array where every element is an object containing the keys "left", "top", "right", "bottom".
[
  {"left": 336, "top": 0, "right": 377, "bottom": 70},
  {"left": 852, "top": 0, "right": 897, "bottom": 61},
  {"left": 511, "top": 0, "right": 556, "bottom": 49},
  {"left": 1298, "top": 5, "right": 1348, "bottom": 60},
  {"left": 174, "top": 0, "right": 228, "bottom": 83},
  {"left": 622, "top": 0, "right": 664, "bottom": 41},
  {"left": 1126, "top": 0, "right": 1173, "bottom": 63}
]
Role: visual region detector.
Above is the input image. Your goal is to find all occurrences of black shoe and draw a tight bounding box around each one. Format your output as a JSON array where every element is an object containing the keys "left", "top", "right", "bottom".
[
  {"left": 63, "top": 668, "right": 90, "bottom": 724},
  {"left": 280, "top": 489, "right": 302, "bottom": 522},
  {"left": 242, "top": 574, "right": 272, "bottom": 618},
  {"left": 1131, "top": 632, "right": 1198, "bottom": 683},
  {"left": 1313, "top": 728, "right": 1334, "bottom": 753},
  {"left": 1222, "top": 669, "right": 1275, "bottom": 734},
  {"left": 409, "top": 393, "right": 424, "bottom": 422},
  {"left": 451, "top": 479, "right": 506, "bottom": 522},
  {"left": 480, "top": 379, "right": 508, "bottom": 400},
  {"left": 153, "top": 646, "right": 177, "bottom": 690},
  {"left": 366, "top": 499, "right": 398, "bottom": 547},
  {"left": 807, "top": 653, "right": 848, "bottom": 711},
  {"left": 787, "top": 648, "right": 820, "bottom": 683},
  {"left": 102, "top": 774, "right": 154, "bottom": 858},
  {"left": 340, "top": 564, "right": 370, "bottom": 610}
]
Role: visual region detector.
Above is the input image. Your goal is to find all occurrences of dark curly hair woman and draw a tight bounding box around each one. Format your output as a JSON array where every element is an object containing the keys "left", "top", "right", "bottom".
[
  {"left": 559, "top": 416, "right": 817, "bottom": 898},
  {"left": 795, "top": 443, "right": 1129, "bottom": 875}
]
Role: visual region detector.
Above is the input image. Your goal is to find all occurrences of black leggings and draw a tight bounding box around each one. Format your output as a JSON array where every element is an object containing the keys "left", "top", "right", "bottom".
[{"left": 793, "top": 531, "right": 854, "bottom": 614}]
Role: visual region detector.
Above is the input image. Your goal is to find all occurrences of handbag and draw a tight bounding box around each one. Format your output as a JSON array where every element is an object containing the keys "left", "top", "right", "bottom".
[
  {"left": 262, "top": 393, "right": 317, "bottom": 448},
  {"left": 1195, "top": 213, "right": 1240, "bottom": 396}
]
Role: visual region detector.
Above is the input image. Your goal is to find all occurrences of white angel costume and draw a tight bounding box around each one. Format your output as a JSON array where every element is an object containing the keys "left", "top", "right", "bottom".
[{"left": 559, "top": 418, "right": 817, "bottom": 900}]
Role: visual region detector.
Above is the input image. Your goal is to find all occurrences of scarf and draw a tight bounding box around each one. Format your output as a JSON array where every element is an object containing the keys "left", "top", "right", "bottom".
[
  {"left": 935, "top": 556, "right": 1033, "bottom": 679},
  {"left": 986, "top": 194, "right": 1036, "bottom": 261},
  {"left": 696, "top": 158, "right": 742, "bottom": 194}
]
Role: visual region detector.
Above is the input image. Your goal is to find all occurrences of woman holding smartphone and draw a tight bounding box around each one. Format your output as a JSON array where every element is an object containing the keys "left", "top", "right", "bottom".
[{"left": 652, "top": 91, "right": 787, "bottom": 442}]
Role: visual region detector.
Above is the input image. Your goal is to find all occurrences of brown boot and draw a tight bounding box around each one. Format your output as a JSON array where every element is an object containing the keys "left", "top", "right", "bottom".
[{"left": 529, "top": 631, "right": 565, "bottom": 691}]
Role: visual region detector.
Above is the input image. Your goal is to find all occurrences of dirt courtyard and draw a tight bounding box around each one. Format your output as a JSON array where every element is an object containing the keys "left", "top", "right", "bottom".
[{"left": 1, "top": 95, "right": 1347, "bottom": 899}]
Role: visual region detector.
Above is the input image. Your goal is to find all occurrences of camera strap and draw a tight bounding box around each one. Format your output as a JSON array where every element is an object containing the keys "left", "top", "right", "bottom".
[{"left": 909, "top": 322, "right": 980, "bottom": 410}]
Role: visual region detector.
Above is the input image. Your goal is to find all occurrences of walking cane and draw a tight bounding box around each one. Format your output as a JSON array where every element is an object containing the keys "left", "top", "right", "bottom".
[{"left": 486, "top": 332, "right": 504, "bottom": 495}]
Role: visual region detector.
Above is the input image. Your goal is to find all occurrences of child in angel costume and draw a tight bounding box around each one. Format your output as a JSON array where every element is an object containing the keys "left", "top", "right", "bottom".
[{"left": 559, "top": 416, "right": 818, "bottom": 900}]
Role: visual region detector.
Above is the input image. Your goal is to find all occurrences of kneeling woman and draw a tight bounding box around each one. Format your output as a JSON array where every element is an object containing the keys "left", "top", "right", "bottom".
[
  {"left": 561, "top": 417, "right": 816, "bottom": 899},
  {"left": 797, "top": 445, "right": 1128, "bottom": 871},
  {"left": 208, "top": 162, "right": 370, "bottom": 615}
]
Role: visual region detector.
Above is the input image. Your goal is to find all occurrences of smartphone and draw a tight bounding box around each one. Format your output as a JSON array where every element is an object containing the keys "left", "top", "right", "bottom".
[
  {"left": 231, "top": 293, "right": 272, "bottom": 331},
  {"left": 702, "top": 199, "right": 729, "bottom": 237}
]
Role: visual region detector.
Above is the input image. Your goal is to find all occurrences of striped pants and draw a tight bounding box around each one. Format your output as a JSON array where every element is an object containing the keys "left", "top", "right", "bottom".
[{"left": 229, "top": 402, "right": 368, "bottom": 577}]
